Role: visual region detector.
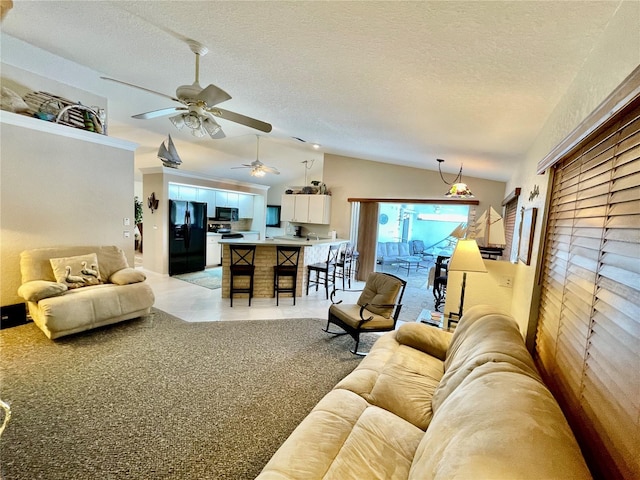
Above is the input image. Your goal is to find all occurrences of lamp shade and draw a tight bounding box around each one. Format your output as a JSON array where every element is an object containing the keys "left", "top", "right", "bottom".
[
  {"left": 445, "top": 182, "right": 474, "bottom": 198},
  {"left": 448, "top": 239, "right": 487, "bottom": 273}
]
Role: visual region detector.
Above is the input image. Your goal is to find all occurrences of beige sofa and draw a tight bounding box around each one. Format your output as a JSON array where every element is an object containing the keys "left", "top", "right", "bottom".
[
  {"left": 257, "top": 305, "right": 591, "bottom": 479},
  {"left": 18, "top": 246, "right": 155, "bottom": 339}
]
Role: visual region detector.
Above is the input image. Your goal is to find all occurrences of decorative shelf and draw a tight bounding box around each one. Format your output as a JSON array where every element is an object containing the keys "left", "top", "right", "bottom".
[{"left": 0, "top": 110, "right": 137, "bottom": 151}]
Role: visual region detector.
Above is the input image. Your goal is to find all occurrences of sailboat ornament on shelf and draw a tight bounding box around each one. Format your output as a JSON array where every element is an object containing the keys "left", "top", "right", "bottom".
[
  {"left": 157, "top": 134, "right": 182, "bottom": 169},
  {"left": 473, "top": 206, "right": 506, "bottom": 248}
]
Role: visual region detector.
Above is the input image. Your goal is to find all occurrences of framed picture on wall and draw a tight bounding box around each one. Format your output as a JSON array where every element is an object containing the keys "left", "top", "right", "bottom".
[{"left": 518, "top": 207, "right": 537, "bottom": 265}]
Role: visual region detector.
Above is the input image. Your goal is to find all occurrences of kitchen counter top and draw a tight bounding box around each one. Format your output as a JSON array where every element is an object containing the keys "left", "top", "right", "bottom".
[
  {"left": 218, "top": 236, "right": 348, "bottom": 246},
  {"left": 219, "top": 236, "right": 350, "bottom": 299},
  {"left": 207, "top": 230, "right": 260, "bottom": 236}
]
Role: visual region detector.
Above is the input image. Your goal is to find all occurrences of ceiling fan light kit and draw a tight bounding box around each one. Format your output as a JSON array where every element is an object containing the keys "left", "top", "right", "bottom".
[
  {"left": 437, "top": 158, "right": 474, "bottom": 198},
  {"left": 169, "top": 111, "right": 222, "bottom": 138},
  {"left": 232, "top": 135, "right": 280, "bottom": 177},
  {"left": 101, "top": 40, "right": 271, "bottom": 139}
]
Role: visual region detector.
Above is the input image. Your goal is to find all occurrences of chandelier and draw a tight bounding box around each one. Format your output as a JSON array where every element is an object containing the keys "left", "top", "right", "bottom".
[
  {"left": 169, "top": 108, "right": 222, "bottom": 139},
  {"left": 437, "top": 158, "right": 474, "bottom": 198}
]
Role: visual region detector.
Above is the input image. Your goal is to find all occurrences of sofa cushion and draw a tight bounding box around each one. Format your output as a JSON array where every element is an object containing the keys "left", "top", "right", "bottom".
[
  {"left": 18, "top": 280, "right": 67, "bottom": 302},
  {"left": 432, "top": 305, "right": 541, "bottom": 414},
  {"left": 333, "top": 331, "right": 401, "bottom": 396},
  {"left": 376, "top": 242, "right": 411, "bottom": 263},
  {"left": 357, "top": 272, "right": 402, "bottom": 318},
  {"left": 363, "top": 344, "right": 443, "bottom": 430},
  {"left": 409, "top": 362, "right": 592, "bottom": 480},
  {"left": 257, "top": 388, "right": 424, "bottom": 479},
  {"left": 396, "top": 322, "right": 452, "bottom": 361},
  {"left": 336, "top": 330, "right": 444, "bottom": 431},
  {"left": 50, "top": 253, "right": 103, "bottom": 289}
]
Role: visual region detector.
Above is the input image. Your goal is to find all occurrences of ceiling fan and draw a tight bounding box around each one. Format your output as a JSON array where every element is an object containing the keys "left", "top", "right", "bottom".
[
  {"left": 232, "top": 135, "right": 280, "bottom": 177},
  {"left": 101, "top": 40, "right": 272, "bottom": 139}
]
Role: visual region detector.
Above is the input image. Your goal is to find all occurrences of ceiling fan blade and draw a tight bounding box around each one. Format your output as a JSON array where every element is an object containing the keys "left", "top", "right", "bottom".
[
  {"left": 261, "top": 165, "right": 280, "bottom": 174},
  {"left": 132, "top": 107, "right": 186, "bottom": 120},
  {"left": 195, "top": 84, "right": 232, "bottom": 107},
  {"left": 208, "top": 107, "right": 272, "bottom": 133},
  {"left": 230, "top": 165, "right": 252, "bottom": 169},
  {"left": 101, "top": 76, "right": 182, "bottom": 103}
]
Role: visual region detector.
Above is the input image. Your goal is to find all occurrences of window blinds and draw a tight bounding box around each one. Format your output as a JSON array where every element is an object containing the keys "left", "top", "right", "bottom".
[
  {"left": 502, "top": 198, "right": 518, "bottom": 261},
  {"left": 536, "top": 96, "right": 639, "bottom": 479}
]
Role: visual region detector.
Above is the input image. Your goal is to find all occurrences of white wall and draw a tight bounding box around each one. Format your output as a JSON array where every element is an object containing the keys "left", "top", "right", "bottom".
[
  {"left": 0, "top": 113, "right": 137, "bottom": 306},
  {"left": 323, "top": 153, "right": 507, "bottom": 240},
  {"left": 444, "top": 259, "right": 518, "bottom": 327}
]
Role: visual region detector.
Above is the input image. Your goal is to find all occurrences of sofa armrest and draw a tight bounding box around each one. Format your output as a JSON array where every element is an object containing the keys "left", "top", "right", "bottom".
[
  {"left": 18, "top": 280, "right": 68, "bottom": 302},
  {"left": 396, "top": 322, "right": 452, "bottom": 360},
  {"left": 109, "top": 268, "right": 146, "bottom": 285}
]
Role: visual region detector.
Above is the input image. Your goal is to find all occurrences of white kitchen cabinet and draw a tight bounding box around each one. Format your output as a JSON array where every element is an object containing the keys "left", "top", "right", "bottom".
[
  {"left": 281, "top": 195, "right": 296, "bottom": 222},
  {"left": 168, "top": 183, "right": 180, "bottom": 199},
  {"left": 238, "top": 193, "right": 254, "bottom": 218},
  {"left": 197, "top": 188, "right": 216, "bottom": 217},
  {"left": 168, "top": 184, "right": 198, "bottom": 201},
  {"left": 206, "top": 234, "right": 222, "bottom": 266},
  {"left": 308, "top": 195, "right": 331, "bottom": 224},
  {"left": 215, "top": 191, "right": 239, "bottom": 208},
  {"left": 294, "top": 195, "right": 311, "bottom": 222},
  {"left": 242, "top": 232, "right": 260, "bottom": 241},
  {"left": 281, "top": 194, "right": 331, "bottom": 224}
]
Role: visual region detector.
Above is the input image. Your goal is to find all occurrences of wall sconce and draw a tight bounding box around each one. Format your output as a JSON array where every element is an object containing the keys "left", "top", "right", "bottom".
[
  {"left": 147, "top": 192, "right": 159, "bottom": 213},
  {"left": 437, "top": 158, "right": 474, "bottom": 198}
]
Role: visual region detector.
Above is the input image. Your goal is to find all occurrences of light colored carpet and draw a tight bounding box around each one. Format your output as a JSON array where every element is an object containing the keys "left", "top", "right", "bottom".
[
  {"left": 0, "top": 309, "right": 375, "bottom": 479},
  {"left": 173, "top": 267, "right": 222, "bottom": 290}
]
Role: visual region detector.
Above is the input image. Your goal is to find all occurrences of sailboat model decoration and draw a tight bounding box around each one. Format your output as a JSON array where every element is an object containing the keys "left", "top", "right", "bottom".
[
  {"left": 158, "top": 134, "right": 183, "bottom": 169},
  {"left": 474, "top": 206, "right": 506, "bottom": 256}
]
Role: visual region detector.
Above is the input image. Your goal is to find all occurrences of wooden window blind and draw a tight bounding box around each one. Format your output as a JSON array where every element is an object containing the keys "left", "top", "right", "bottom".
[{"left": 535, "top": 96, "right": 639, "bottom": 480}]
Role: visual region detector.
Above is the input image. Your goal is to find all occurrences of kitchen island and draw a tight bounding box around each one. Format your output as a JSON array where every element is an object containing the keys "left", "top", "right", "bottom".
[{"left": 218, "top": 237, "right": 349, "bottom": 300}]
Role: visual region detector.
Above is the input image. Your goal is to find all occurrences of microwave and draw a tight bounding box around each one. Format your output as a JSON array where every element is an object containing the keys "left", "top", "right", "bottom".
[{"left": 215, "top": 206, "right": 239, "bottom": 222}]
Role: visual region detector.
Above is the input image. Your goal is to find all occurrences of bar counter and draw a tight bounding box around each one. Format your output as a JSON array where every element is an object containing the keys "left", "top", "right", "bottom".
[{"left": 218, "top": 237, "right": 349, "bottom": 300}]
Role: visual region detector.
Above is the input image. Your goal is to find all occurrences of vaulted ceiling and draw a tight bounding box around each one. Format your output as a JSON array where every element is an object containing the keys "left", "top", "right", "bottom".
[{"left": 0, "top": 1, "right": 625, "bottom": 185}]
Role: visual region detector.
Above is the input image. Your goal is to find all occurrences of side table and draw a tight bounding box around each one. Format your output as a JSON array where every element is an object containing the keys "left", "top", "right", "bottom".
[{"left": 416, "top": 308, "right": 454, "bottom": 331}]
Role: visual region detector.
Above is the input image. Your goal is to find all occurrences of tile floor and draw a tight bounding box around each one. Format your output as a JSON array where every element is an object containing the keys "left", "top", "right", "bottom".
[
  {"left": 140, "top": 267, "right": 365, "bottom": 323},
  {"left": 137, "top": 251, "right": 435, "bottom": 325}
]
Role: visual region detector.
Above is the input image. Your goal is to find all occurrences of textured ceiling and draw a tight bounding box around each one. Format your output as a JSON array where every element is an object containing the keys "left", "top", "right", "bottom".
[{"left": 0, "top": 1, "right": 624, "bottom": 185}]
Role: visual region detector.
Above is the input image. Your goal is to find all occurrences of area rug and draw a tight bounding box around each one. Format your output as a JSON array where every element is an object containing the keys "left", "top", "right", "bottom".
[
  {"left": 0, "top": 310, "right": 375, "bottom": 480},
  {"left": 173, "top": 267, "right": 222, "bottom": 290}
]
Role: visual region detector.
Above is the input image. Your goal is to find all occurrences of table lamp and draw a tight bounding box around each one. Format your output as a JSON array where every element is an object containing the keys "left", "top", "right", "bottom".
[{"left": 447, "top": 239, "right": 487, "bottom": 320}]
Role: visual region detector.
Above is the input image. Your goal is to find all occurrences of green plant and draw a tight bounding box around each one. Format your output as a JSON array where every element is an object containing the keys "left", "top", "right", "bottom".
[{"left": 134, "top": 196, "right": 143, "bottom": 224}]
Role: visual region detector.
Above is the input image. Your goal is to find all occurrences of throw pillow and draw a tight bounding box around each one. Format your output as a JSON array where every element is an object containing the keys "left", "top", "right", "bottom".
[
  {"left": 109, "top": 268, "right": 146, "bottom": 285},
  {"left": 49, "top": 253, "right": 102, "bottom": 289},
  {"left": 18, "top": 280, "right": 68, "bottom": 302}
]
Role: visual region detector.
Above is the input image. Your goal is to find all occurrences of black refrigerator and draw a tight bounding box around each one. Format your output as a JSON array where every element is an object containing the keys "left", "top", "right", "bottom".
[{"left": 169, "top": 200, "right": 207, "bottom": 275}]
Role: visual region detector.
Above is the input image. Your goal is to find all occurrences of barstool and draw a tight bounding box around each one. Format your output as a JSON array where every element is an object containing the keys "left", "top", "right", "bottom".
[
  {"left": 335, "top": 242, "right": 356, "bottom": 289},
  {"left": 273, "top": 245, "right": 301, "bottom": 306},
  {"left": 229, "top": 244, "right": 256, "bottom": 307},
  {"left": 306, "top": 244, "right": 340, "bottom": 299}
]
